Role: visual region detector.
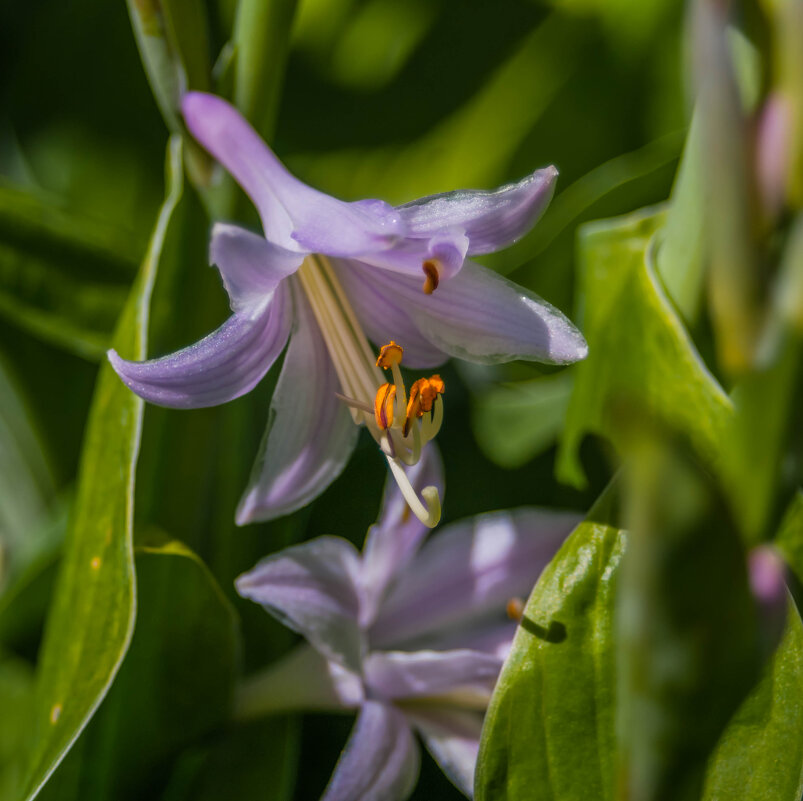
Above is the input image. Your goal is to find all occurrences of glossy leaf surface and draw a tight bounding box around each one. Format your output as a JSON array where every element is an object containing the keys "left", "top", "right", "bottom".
[{"left": 17, "top": 138, "right": 184, "bottom": 801}]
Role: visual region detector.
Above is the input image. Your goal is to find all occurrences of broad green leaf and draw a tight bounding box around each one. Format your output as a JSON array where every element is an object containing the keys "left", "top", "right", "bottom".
[
  {"left": 17, "top": 138, "right": 184, "bottom": 801},
  {"left": 476, "top": 503, "right": 803, "bottom": 801},
  {"left": 557, "top": 208, "right": 732, "bottom": 488},
  {"left": 472, "top": 372, "right": 572, "bottom": 468},
  {"left": 475, "top": 520, "right": 624, "bottom": 801},
  {"left": 0, "top": 181, "right": 137, "bottom": 360},
  {"left": 36, "top": 538, "right": 239, "bottom": 801},
  {"left": 701, "top": 606, "right": 803, "bottom": 801}
]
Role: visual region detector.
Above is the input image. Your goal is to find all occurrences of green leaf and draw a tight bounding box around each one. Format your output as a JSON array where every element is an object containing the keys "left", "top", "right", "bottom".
[
  {"left": 126, "top": 0, "right": 210, "bottom": 131},
  {"left": 17, "top": 138, "right": 184, "bottom": 801},
  {"left": 471, "top": 372, "right": 572, "bottom": 468},
  {"left": 701, "top": 604, "right": 803, "bottom": 801},
  {"left": 35, "top": 538, "right": 239, "bottom": 801},
  {"left": 557, "top": 207, "right": 732, "bottom": 488},
  {"left": 0, "top": 181, "right": 138, "bottom": 360},
  {"left": 693, "top": 2, "right": 764, "bottom": 373},
  {"left": 0, "top": 654, "right": 34, "bottom": 801},
  {"left": 655, "top": 111, "right": 706, "bottom": 323},
  {"left": 232, "top": 0, "right": 299, "bottom": 143},
  {"left": 475, "top": 520, "right": 624, "bottom": 801},
  {"left": 476, "top": 502, "right": 803, "bottom": 801}
]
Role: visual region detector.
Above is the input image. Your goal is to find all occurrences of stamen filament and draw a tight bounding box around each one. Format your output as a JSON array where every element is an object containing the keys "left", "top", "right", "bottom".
[{"left": 385, "top": 454, "right": 441, "bottom": 528}]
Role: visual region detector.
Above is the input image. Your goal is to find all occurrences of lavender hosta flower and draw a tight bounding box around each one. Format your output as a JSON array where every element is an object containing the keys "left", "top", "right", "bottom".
[
  {"left": 235, "top": 450, "right": 582, "bottom": 800},
  {"left": 109, "top": 92, "right": 588, "bottom": 527}
]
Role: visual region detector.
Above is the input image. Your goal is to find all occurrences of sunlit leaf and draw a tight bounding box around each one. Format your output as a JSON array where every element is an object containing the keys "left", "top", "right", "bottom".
[
  {"left": 17, "top": 137, "right": 184, "bottom": 801},
  {"left": 476, "top": 495, "right": 803, "bottom": 801},
  {"left": 557, "top": 207, "right": 732, "bottom": 488},
  {"left": 475, "top": 520, "right": 623, "bottom": 801},
  {"left": 36, "top": 538, "right": 239, "bottom": 801}
]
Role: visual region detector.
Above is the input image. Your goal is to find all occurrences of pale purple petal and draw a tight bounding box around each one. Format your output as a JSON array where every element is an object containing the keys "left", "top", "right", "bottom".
[
  {"left": 209, "top": 222, "right": 303, "bottom": 311},
  {"left": 360, "top": 447, "right": 444, "bottom": 626},
  {"left": 341, "top": 260, "right": 588, "bottom": 365},
  {"left": 363, "top": 649, "right": 501, "bottom": 703},
  {"left": 107, "top": 283, "right": 291, "bottom": 409},
  {"left": 331, "top": 260, "right": 447, "bottom": 368},
  {"left": 405, "top": 706, "right": 484, "bottom": 799},
  {"left": 415, "top": 619, "right": 519, "bottom": 661},
  {"left": 182, "top": 93, "right": 400, "bottom": 255},
  {"left": 237, "top": 644, "right": 364, "bottom": 716},
  {"left": 236, "top": 536, "right": 365, "bottom": 673},
  {"left": 322, "top": 700, "right": 420, "bottom": 801},
  {"left": 236, "top": 284, "right": 359, "bottom": 523},
  {"left": 395, "top": 166, "right": 558, "bottom": 254},
  {"left": 357, "top": 230, "right": 470, "bottom": 282},
  {"left": 370, "top": 508, "right": 579, "bottom": 648}
]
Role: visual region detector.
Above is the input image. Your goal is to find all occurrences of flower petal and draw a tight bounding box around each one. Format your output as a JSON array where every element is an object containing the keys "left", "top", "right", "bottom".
[
  {"left": 322, "top": 700, "right": 420, "bottom": 801},
  {"left": 107, "top": 283, "right": 291, "bottom": 409},
  {"left": 370, "top": 508, "right": 580, "bottom": 648},
  {"left": 405, "top": 706, "right": 483, "bottom": 799},
  {"left": 236, "top": 536, "right": 365, "bottom": 673},
  {"left": 414, "top": 619, "right": 519, "bottom": 661},
  {"left": 342, "top": 259, "right": 588, "bottom": 365},
  {"left": 395, "top": 166, "right": 558, "bottom": 255},
  {"left": 360, "top": 446, "right": 444, "bottom": 626},
  {"left": 356, "top": 230, "right": 470, "bottom": 282},
  {"left": 237, "top": 644, "right": 364, "bottom": 717},
  {"left": 363, "top": 649, "right": 502, "bottom": 703},
  {"left": 182, "top": 93, "right": 400, "bottom": 255},
  {"left": 331, "top": 260, "right": 447, "bottom": 368},
  {"left": 209, "top": 222, "right": 303, "bottom": 311},
  {"left": 236, "top": 283, "right": 359, "bottom": 523}
]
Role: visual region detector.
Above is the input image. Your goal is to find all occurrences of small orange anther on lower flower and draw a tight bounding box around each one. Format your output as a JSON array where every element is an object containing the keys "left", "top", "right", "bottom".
[
  {"left": 374, "top": 382, "right": 397, "bottom": 430},
  {"left": 422, "top": 260, "right": 440, "bottom": 294},
  {"left": 376, "top": 341, "right": 404, "bottom": 369},
  {"left": 506, "top": 597, "right": 525, "bottom": 621},
  {"left": 403, "top": 375, "right": 445, "bottom": 436}
]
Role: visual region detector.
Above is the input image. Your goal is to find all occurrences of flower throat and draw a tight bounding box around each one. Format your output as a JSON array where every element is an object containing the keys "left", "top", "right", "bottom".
[{"left": 296, "top": 255, "right": 444, "bottom": 527}]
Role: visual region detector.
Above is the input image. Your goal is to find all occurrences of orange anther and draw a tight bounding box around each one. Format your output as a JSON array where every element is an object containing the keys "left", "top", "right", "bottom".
[
  {"left": 422, "top": 260, "right": 440, "bottom": 294},
  {"left": 506, "top": 597, "right": 525, "bottom": 621},
  {"left": 374, "top": 383, "right": 397, "bottom": 430},
  {"left": 376, "top": 341, "right": 404, "bottom": 369},
  {"left": 403, "top": 375, "right": 445, "bottom": 436}
]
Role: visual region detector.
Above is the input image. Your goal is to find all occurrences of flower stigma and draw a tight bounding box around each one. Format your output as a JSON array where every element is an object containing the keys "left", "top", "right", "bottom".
[{"left": 295, "top": 256, "right": 444, "bottom": 527}]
